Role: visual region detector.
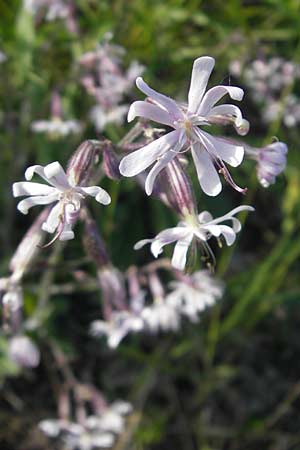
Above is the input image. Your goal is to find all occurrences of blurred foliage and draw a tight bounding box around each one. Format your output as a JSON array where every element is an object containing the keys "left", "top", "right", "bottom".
[{"left": 0, "top": 0, "right": 300, "bottom": 449}]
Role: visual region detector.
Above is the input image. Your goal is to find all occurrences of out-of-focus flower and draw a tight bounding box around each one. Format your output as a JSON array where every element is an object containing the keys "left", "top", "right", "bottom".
[
  {"left": 230, "top": 56, "right": 300, "bottom": 128},
  {"left": 24, "top": 0, "right": 78, "bottom": 33},
  {"left": 79, "top": 34, "right": 144, "bottom": 131},
  {"left": 31, "top": 118, "right": 82, "bottom": 137},
  {"left": 245, "top": 141, "right": 288, "bottom": 188},
  {"left": 0, "top": 51, "right": 7, "bottom": 63},
  {"left": 39, "top": 400, "right": 132, "bottom": 449},
  {"left": 8, "top": 335, "right": 40, "bottom": 368},
  {"left": 167, "top": 270, "right": 224, "bottom": 322},
  {"left": 134, "top": 205, "right": 254, "bottom": 270},
  {"left": 141, "top": 298, "right": 180, "bottom": 332},
  {"left": 120, "top": 56, "right": 248, "bottom": 196},
  {"left": 13, "top": 161, "right": 111, "bottom": 242}
]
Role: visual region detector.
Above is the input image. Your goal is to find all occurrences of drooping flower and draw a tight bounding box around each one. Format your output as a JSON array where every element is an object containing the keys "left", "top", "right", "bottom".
[
  {"left": 167, "top": 270, "right": 224, "bottom": 322},
  {"left": 13, "top": 161, "right": 111, "bottom": 242},
  {"left": 245, "top": 141, "right": 288, "bottom": 187},
  {"left": 134, "top": 205, "right": 254, "bottom": 271},
  {"left": 119, "top": 56, "right": 249, "bottom": 196}
]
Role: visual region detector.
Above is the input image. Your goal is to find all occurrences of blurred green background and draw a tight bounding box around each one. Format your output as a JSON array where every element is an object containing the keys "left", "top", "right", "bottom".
[{"left": 0, "top": 1, "right": 300, "bottom": 449}]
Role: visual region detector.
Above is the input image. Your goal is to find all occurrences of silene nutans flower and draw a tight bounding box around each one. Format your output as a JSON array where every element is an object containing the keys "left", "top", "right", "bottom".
[
  {"left": 120, "top": 56, "right": 249, "bottom": 196},
  {"left": 13, "top": 161, "right": 111, "bottom": 243}
]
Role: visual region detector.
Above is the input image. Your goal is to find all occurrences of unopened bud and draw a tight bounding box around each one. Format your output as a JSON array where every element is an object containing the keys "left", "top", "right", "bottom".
[
  {"left": 8, "top": 335, "right": 40, "bottom": 368},
  {"left": 67, "top": 140, "right": 100, "bottom": 187},
  {"left": 102, "top": 143, "right": 121, "bottom": 180},
  {"left": 10, "top": 208, "right": 48, "bottom": 281},
  {"left": 157, "top": 158, "right": 197, "bottom": 217},
  {"left": 82, "top": 209, "right": 110, "bottom": 267}
]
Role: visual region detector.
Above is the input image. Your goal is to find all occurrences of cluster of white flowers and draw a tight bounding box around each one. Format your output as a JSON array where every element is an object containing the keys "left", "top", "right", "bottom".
[
  {"left": 91, "top": 270, "right": 223, "bottom": 348},
  {"left": 229, "top": 57, "right": 300, "bottom": 128},
  {"left": 39, "top": 401, "right": 132, "bottom": 450},
  {"left": 79, "top": 34, "right": 144, "bottom": 131},
  {"left": 31, "top": 118, "right": 82, "bottom": 137}
]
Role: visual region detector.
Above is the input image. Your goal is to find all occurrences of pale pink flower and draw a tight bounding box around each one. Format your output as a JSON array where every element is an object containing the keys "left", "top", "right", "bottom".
[
  {"left": 120, "top": 56, "right": 248, "bottom": 196},
  {"left": 8, "top": 335, "right": 40, "bottom": 368},
  {"left": 134, "top": 205, "right": 254, "bottom": 270}
]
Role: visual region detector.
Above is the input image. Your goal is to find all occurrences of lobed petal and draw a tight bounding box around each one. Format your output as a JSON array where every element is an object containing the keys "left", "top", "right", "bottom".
[
  {"left": 81, "top": 186, "right": 111, "bottom": 205},
  {"left": 119, "top": 130, "right": 181, "bottom": 177},
  {"left": 191, "top": 143, "right": 222, "bottom": 196},
  {"left": 136, "top": 77, "right": 182, "bottom": 120},
  {"left": 128, "top": 100, "right": 175, "bottom": 127},
  {"left": 198, "top": 85, "right": 244, "bottom": 116},
  {"left": 13, "top": 182, "right": 56, "bottom": 197},
  {"left": 200, "top": 131, "right": 244, "bottom": 167},
  {"left": 171, "top": 233, "right": 193, "bottom": 271},
  {"left": 17, "top": 193, "right": 59, "bottom": 215},
  {"left": 188, "top": 56, "right": 215, "bottom": 113}
]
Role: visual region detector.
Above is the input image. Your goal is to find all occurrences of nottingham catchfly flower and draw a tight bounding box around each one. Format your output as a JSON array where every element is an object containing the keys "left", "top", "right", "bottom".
[
  {"left": 134, "top": 205, "right": 254, "bottom": 270},
  {"left": 120, "top": 56, "right": 249, "bottom": 196},
  {"left": 13, "top": 161, "right": 111, "bottom": 242}
]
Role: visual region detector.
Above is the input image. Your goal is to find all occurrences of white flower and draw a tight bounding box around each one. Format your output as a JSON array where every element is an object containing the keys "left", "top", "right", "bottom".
[
  {"left": 8, "top": 335, "right": 40, "bottom": 368},
  {"left": 245, "top": 141, "right": 288, "bottom": 188},
  {"left": 90, "top": 104, "right": 128, "bottom": 131},
  {"left": 31, "top": 118, "right": 82, "bottom": 137},
  {"left": 120, "top": 56, "right": 248, "bottom": 196},
  {"left": 141, "top": 298, "right": 180, "bottom": 332},
  {"left": 13, "top": 161, "right": 111, "bottom": 241},
  {"left": 134, "top": 205, "right": 254, "bottom": 270},
  {"left": 0, "top": 51, "right": 7, "bottom": 63},
  {"left": 167, "top": 270, "right": 224, "bottom": 322}
]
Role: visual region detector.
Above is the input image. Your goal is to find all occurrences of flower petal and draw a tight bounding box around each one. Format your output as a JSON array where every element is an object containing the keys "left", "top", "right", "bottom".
[
  {"left": 201, "top": 131, "right": 244, "bottom": 167},
  {"left": 150, "top": 227, "right": 190, "bottom": 258},
  {"left": 191, "top": 143, "right": 222, "bottom": 196},
  {"left": 42, "top": 203, "right": 62, "bottom": 233},
  {"left": 198, "top": 211, "right": 213, "bottom": 223},
  {"left": 145, "top": 150, "right": 177, "bottom": 195},
  {"left": 119, "top": 130, "right": 180, "bottom": 177},
  {"left": 188, "top": 56, "right": 215, "bottom": 113},
  {"left": 128, "top": 101, "right": 175, "bottom": 126},
  {"left": 13, "top": 182, "right": 56, "bottom": 197},
  {"left": 208, "top": 104, "right": 244, "bottom": 126},
  {"left": 136, "top": 77, "right": 182, "bottom": 120},
  {"left": 198, "top": 85, "right": 244, "bottom": 116},
  {"left": 81, "top": 186, "right": 111, "bottom": 205},
  {"left": 44, "top": 161, "right": 70, "bottom": 189},
  {"left": 171, "top": 233, "right": 193, "bottom": 270},
  {"left": 208, "top": 205, "right": 254, "bottom": 225},
  {"left": 218, "top": 224, "right": 237, "bottom": 245},
  {"left": 17, "top": 193, "right": 59, "bottom": 215}
]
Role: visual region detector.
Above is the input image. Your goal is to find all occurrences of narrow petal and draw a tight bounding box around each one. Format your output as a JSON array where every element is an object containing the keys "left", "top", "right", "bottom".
[
  {"left": 198, "top": 85, "right": 244, "bottom": 116},
  {"left": 208, "top": 104, "right": 244, "bottom": 126},
  {"left": 198, "top": 211, "right": 213, "bottom": 223},
  {"left": 25, "top": 165, "right": 48, "bottom": 182},
  {"left": 128, "top": 101, "right": 175, "bottom": 127},
  {"left": 17, "top": 193, "right": 59, "bottom": 214},
  {"left": 191, "top": 143, "right": 222, "bottom": 196},
  {"left": 59, "top": 222, "right": 75, "bottom": 241},
  {"left": 171, "top": 233, "right": 193, "bottom": 270},
  {"left": 134, "top": 239, "right": 153, "bottom": 250},
  {"left": 188, "top": 56, "right": 215, "bottom": 113},
  {"left": 44, "top": 162, "right": 70, "bottom": 189},
  {"left": 13, "top": 182, "right": 56, "bottom": 197},
  {"left": 80, "top": 186, "right": 111, "bottom": 205},
  {"left": 119, "top": 130, "right": 180, "bottom": 177},
  {"left": 136, "top": 77, "right": 182, "bottom": 120},
  {"left": 208, "top": 205, "right": 254, "bottom": 225},
  {"left": 200, "top": 131, "right": 244, "bottom": 167},
  {"left": 218, "top": 225, "right": 236, "bottom": 245},
  {"left": 145, "top": 150, "right": 177, "bottom": 195},
  {"left": 151, "top": 227, "right": 190, "bottom": 257},
  {"left": 42, "top": 203, "right": 61, "bottom": 233}
]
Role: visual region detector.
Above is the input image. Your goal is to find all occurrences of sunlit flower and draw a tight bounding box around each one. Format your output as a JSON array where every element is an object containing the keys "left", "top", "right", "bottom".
[
  {"left": 120, "top": 56, "right": 248, "bottom": 196},
  {"left": 245, "top": 141, "right": 288, "bottom": 187},
  {"left": 13, "top": 161, "right": 111, "bottom": 242},
  {"left": 134, "top": 205, "right": 254, "bottom": 270},
  {"left": 167, "top": 270, "right": 224, "bottom": 322}
]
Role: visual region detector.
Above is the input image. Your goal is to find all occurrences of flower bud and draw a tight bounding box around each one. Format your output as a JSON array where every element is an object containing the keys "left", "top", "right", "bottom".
[
  {"left": 157, "top": 158, "right": 197, "bottom": 217},
  {"left": 67, "top": 140, "right": 100, "bottom": 187},
  {"left": 8, "top": 335, "right": 40, "bottom": 368},
  {"left": 102, "top": 143, "right": 121, "bottom": 180},
  {"left": 82, "top": 209, "right": 110, "bottom": 267},
  {"left": 97, "top": 267, "right": 127, "bottom": 314},
  {"left": 10, "top": 208, "right": 48, "bottom": 281}
]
